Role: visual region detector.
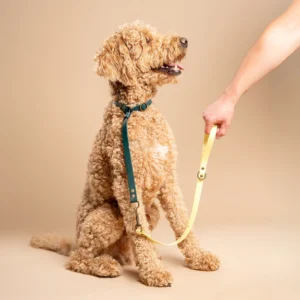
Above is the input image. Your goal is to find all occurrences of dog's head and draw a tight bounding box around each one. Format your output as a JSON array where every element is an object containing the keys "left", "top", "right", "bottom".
[{"left": 94, "top": 21, "right": 188, "bottom": 88}]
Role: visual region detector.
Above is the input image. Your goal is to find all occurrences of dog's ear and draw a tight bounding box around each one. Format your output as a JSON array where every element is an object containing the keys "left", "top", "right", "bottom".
[{"left": 94, "top": 36, "right": 138, "bottom": 86}]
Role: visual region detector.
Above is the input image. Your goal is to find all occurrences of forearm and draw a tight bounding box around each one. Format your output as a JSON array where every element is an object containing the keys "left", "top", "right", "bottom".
[
  {"left": 203, "top": 1, "right": 300, "bottom": 138},
  {"left": 225, "top": 0, "right": 300, "bottom": 104}
]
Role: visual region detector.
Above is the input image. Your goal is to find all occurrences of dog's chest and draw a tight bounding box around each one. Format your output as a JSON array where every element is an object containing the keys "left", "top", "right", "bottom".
[
  {"left": 151, "top": 144, "right": 169, "bottom": 160},
  {"left": 126, "top": 111, "right": 176, "bottom": 188},
  {"left": 131, "top": 141, "right": 169, "bottom": 160},
  {"left": 128, "top": 112, "right": 173, "bottom": 162}
]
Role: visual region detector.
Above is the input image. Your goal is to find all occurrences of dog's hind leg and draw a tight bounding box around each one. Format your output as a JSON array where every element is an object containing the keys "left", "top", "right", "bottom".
[{"left": 66, "top": 202, "right": 124, "bottom": 277}]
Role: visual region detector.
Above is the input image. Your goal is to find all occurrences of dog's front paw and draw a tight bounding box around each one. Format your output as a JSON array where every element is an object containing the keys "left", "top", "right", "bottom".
[
  {"left": 186, "top": 249, "right": 220, "bottom": 271},
  {"left": 139, "top": 268, "right": 173, "bottom": 287}
]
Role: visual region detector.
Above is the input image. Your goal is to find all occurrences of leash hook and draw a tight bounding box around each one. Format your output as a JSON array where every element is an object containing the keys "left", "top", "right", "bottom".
[{"left": 134, "top": 201, "right": 143, "bottom": 234}]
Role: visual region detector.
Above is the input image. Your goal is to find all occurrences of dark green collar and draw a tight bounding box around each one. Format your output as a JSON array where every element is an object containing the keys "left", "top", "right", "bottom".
[{"left": 114, "top": 99, "right": 152, "bottom": 117}]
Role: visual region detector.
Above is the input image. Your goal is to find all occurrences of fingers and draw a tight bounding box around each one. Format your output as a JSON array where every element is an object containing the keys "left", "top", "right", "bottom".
[
  {"left": 203, "top": 113, "right": 215, "bottom": 135},
  {"left": 216, "top": 122, "right": 228, "bottom": 139},
  {"left": 203, "top": 98, "right": 234, "bottom": 139},
  {"left": 203, "top": 115, "right": 229, "bottom": 139}
]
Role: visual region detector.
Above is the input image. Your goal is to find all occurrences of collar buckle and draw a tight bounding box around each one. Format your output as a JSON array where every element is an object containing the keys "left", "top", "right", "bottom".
[{"left": 139, "top": 103, "right": 148, "bottom": 111}]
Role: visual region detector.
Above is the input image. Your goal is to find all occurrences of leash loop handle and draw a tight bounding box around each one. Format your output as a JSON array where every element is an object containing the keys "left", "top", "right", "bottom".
[{"left": 135, "top": 125, "right": 218, "bottom": 246}]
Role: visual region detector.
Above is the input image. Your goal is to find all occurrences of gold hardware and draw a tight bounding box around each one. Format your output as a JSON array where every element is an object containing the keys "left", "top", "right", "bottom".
[{"left": 197, "top": 170, "right": 206, "bottom": 180}]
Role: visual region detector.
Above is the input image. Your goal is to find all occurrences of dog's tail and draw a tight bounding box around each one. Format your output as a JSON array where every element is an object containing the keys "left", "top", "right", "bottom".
[{"left": 30, "top": 232, "right": 73, "bottom": 256}]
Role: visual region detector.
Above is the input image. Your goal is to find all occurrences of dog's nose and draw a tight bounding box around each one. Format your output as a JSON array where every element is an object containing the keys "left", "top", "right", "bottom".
[{"left": 179, "top": 37, "right": 188, "bottom": 48}]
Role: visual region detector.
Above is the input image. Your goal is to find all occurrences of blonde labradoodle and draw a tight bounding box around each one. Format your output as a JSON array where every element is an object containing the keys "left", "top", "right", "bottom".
[{"left": 30, "top": 21, "right": 220, "bottom": 287}]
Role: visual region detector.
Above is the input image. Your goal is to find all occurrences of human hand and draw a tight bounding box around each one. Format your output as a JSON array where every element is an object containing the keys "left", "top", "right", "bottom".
[{"left": 202, "top": 93, "right": 236, "bottom": 139}]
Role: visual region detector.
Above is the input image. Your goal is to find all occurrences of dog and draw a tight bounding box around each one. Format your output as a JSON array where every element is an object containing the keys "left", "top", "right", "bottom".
[{"left": 30, "top": 21, "right": 220, "bottom": 287}]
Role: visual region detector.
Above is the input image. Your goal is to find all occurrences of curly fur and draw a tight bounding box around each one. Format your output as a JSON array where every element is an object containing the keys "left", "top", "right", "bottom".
[{"left": 30, "top": 21, "right": 220, "bottom": 287}]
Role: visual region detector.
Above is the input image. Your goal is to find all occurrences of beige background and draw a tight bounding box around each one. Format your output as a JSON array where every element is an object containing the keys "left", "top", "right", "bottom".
[{"left": 1, "top": 0, "right": 300, "bottom": 299}]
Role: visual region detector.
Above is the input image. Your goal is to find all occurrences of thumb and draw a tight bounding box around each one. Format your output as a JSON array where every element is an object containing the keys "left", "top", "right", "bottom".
[{"left": 216, "top": 122, "right": 227, "bottom": 139}]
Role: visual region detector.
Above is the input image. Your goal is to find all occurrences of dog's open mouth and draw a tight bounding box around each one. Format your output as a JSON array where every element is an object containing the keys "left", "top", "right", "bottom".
[{"left": 153, "top": 62, "right": 184, "bottom": 76}]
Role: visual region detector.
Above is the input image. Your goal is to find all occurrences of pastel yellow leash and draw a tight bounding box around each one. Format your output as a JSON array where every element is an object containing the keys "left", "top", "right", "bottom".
[{"left": 135, "top": 125, "right": 218, "bottom": 246}]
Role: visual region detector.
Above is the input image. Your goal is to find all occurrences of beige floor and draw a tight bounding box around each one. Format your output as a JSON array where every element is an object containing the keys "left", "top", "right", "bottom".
[{"left": 1, "top": 225, "right": 299, "bottom": 300}]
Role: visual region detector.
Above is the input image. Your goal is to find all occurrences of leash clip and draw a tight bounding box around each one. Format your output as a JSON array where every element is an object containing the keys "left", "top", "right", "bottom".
[{"left": 134, "top": 201, "right": 143, "bottom": 234}]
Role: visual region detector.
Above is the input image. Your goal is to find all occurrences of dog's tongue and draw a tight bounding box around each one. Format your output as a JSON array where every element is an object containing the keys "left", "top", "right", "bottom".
[
  {"left": 177, "top": 63, "right": 184, "bottom": 70},
  {"left": 168, "top": 62, "right": 184, "bottom": 70}
]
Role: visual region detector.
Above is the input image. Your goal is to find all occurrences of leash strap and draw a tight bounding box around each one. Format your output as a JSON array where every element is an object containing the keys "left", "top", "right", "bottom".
[
  {"left": 136, "top": 125, "right": 218, "bottom": 246},
  {"left": 114, "top": 99, "right": 152, "bottom": 203}
]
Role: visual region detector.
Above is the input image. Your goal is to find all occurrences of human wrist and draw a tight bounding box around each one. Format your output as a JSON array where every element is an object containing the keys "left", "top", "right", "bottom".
[{"left": 220, "top": 86, "right": 240, "bottom": 106}]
